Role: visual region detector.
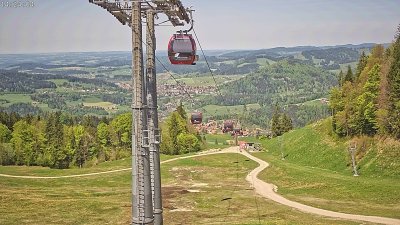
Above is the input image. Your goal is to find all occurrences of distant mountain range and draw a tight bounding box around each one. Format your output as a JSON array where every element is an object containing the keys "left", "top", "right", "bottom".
[
  {"left": 0, "top": 42, "right": 390, "bottom": 75},
  {"left": 216, "top": 43, "right": 389, "bottom": 58}
]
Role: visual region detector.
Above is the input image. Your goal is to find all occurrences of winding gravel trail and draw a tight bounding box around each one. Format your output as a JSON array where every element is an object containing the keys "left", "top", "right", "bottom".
[
  {"left": 240, "top": 149, "right": 400, "bottom": 225},
  {"left": 1, "top": 147, "right": 399, "bottom": 224}
]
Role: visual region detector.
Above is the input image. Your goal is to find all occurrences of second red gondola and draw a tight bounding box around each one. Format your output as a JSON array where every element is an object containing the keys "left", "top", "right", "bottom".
[
  {"left": 222, "top": 120, "right": 234, "bottom": 133},
  {"left": 190, "top": 112, "right": 203, "bottom": 124}
]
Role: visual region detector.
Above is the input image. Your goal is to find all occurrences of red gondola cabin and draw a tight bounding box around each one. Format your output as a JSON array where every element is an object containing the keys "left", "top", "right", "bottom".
[
  {"left": 223, "top": 120, "right": 234, "bottom": 133},
  {"left": 191, "top": 112, "right": 203, "bottom": 125},
  {"left": 168, "top": 34, "right": 198, "bottom": 65}
]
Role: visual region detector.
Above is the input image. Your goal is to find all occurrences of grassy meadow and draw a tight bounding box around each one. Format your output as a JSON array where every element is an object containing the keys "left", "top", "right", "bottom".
[
  {"left": 1, "top": 152, "right": 366, "bottom": 225},
  {"left": 255, "top": 119, "right": 400, "bottom": 218}
]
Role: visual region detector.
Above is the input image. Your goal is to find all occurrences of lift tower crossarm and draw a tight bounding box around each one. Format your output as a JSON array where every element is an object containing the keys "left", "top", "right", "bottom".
[
  {"left": 88, "top": 0, "right": 131, "bottom": 25},
  {"left": 89, "top": 0, "right": 191, "bottom": 27}
]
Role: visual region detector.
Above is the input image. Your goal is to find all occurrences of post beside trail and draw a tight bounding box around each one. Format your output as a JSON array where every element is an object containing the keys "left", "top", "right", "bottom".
[
  {"left": 279, "top": 136, "right": 285, "bottom": 160},
  {"left": 349, "top": 142, "right": 359, "bottom": 177}
]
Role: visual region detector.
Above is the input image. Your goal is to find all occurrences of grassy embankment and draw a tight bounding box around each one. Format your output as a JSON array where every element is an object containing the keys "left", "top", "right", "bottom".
[
  {"left": 1, "top": 152, "right": 364, "bottom": 225},
  {"left": 254, "top": 118, "right": 400, "bottom": 218}
]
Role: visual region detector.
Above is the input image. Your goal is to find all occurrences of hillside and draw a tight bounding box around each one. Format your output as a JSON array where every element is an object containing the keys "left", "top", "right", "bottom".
[
  {"left": 0, "top": 43, "right": 388, "bottom": 122},
  {"left": 253, "top": 118, "right": 400, "bottom": 218},
  {"left": 261, "top": 118, "right": 400, "bottom": 177},
  {"left": 217, "top": 60, "right": 337, "bottom": 106}
]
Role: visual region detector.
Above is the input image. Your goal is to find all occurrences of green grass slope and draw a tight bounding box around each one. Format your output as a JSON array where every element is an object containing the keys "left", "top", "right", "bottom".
[
  {"left": 254, "top": 118, "right": 400, "bottom": 218},
  {"left": 0, "top": 153, "right": 362, "bottom": 225}
]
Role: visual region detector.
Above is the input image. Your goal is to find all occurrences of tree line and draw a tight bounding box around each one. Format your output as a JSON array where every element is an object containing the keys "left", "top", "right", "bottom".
[
  {"left": 0, "top": 111, "right": 133, "bottom": 168},
  {"left": 330, "top": 26, "right": 400, "bottom": 138},
  {"left": 0, "top": 104, "right": 203, "bottom": 168},
  {"left": 0, "top": 69, "right": 119, "bottom": 94},
  {"left": 238, "top": 103, "right": 330, "bottom": 129}
]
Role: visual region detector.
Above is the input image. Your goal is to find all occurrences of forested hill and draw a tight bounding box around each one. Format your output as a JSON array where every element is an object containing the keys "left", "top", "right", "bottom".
[{"left": 213, "top": 60, "right": 337, "bottom": 106}]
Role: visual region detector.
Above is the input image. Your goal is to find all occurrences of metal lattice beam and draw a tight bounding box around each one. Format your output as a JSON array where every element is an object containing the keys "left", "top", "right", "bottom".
[{"left": 89, "top": 0, "right": 191, "bottom": 27}]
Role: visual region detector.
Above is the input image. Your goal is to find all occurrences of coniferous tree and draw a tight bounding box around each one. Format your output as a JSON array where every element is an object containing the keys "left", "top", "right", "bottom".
[
  {"left": 270, "top": 105, "right": 293, "bottom": 137},
  {"left": 270, "top": 105, "right": 282, "bottom": 137},
  {"left": 176, "top": 102, "right": 187, "bottom": 120},
  {"left": 44, "top": 112, "right": 67, "bottom": 168},
  {"left": 281, "top": 113, "right": 293, "bottom": 133},
  {"left": 344, "top": 65, "right": 354, "bottom": 83},
  {"left": 168, "top": 112, "right": 187, "bottom": 155},
  {"left": 355, "top": 51, "right": 368, "bottom": 81},
  {"left": 338, "top": 70, "right": 344, "bottom": 87}
]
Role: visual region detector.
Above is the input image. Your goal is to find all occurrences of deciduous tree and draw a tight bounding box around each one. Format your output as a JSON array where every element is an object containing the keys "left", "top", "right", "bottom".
[{"left": 388, "top": 25, "right": 400, "bottom": 138}]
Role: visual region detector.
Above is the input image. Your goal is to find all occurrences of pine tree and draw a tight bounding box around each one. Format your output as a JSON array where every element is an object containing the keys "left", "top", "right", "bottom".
[
  {"left": 355, "top": 51, "right": 368, "bottom": 81},
  {"left": 388, "top": 24, "right": 400, "bottom": 138},
  {"left": 338, "top": 70, "right": 344, "bottom": 87},
  {"left": 280, "top": 113, "right": 293, "bottom": 133},
  {"left": 44, "top": 112, "right": 67, "bottom": 168},
  {"left": 176, "top": 102, "right": 187, "bottom": 120},
  {"left": 344, "top": 65, "right": 354, "bottom": 83},
  {"left": 270, "top": 104, "right": 282, "bottom": 137}
]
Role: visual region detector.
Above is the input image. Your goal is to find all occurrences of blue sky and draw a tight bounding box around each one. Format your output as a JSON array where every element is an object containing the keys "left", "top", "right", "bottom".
[{"left": 0, "top": 0, "right": 399, "bottom": 53}]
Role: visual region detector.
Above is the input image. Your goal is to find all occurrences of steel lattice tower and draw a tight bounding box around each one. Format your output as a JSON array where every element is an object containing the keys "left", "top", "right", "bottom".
[{"left": 89, "top": 1, "right": 192, "bottom": 224}]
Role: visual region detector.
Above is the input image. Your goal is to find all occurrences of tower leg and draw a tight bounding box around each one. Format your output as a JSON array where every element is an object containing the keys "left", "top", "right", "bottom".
[
  {"left": 132, "top": 2, "right": 154, "bottom": 224},
  {"left": 146, "top": 10, "right": 163, "bottom": 225}
]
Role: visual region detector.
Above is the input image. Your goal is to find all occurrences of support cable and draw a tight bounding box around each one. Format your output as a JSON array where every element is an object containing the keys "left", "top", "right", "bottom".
[
  {"left": 192, "top": 26, "right": 262, "bottom": 225},
  {"left": 192, "top": 28, "right": 223, "bottom": 97},
  {"left": 192, "top": 27, "right": 242, "bottom": 223},
  {"left": 154, "top": 56, "right": 216, "bottom": 118},
  {"left": 138, "top": 11, "right": 249, "bottom": 224}
]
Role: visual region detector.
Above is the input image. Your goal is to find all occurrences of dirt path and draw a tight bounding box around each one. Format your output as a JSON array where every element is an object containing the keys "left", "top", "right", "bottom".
[
  {"left": 1, "top": 147, "right": 399, "bottom": 224},
  {"left": 239, "top": 149, "right": 400, "bottom": 225},
  {"left": 0, "top": 148, "right": 232, "bottom": 179}
]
